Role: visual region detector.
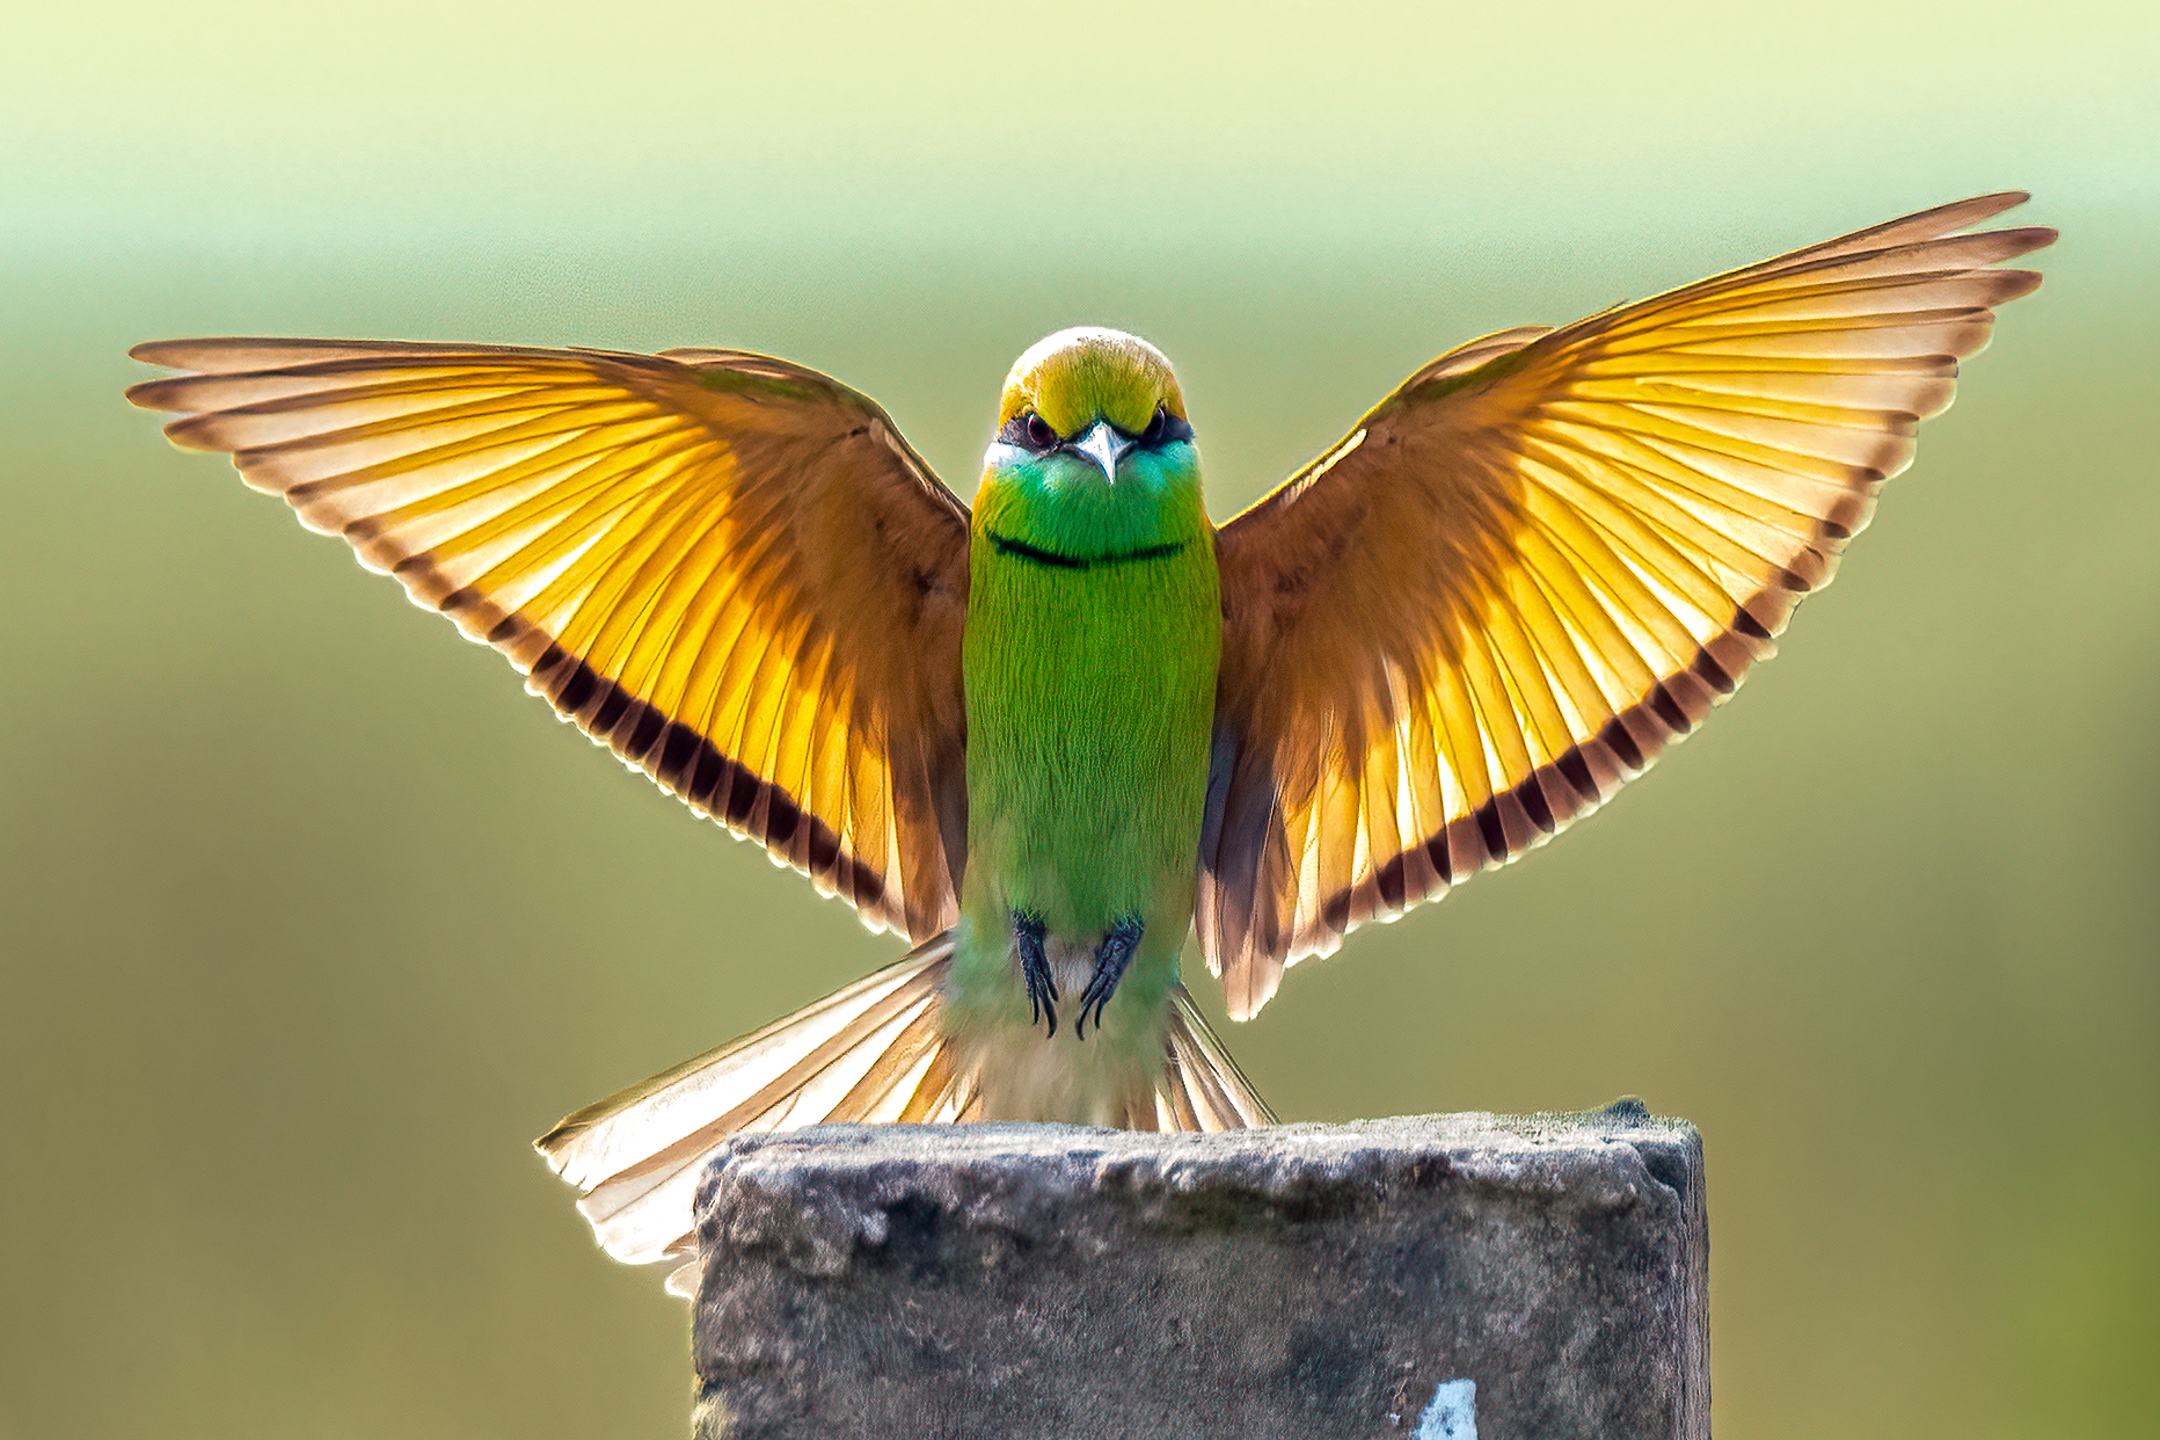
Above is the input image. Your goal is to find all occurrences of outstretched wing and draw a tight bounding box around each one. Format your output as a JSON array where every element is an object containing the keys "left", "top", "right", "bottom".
[
  {"left": 1203, "top": 193, "right": 2055, "bottom": 1018},
  {"left": 129, "top": 339, "right": 972, "bottom": 940}
]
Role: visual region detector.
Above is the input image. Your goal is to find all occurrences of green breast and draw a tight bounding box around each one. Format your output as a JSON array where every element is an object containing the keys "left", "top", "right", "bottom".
[{"left": 959, "top": 529, "right": 1221, "bottom": 943}]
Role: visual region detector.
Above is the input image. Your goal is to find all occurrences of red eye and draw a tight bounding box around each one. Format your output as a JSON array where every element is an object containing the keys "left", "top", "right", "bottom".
[{"left": 1025, "top": 412, "right": 1058, "bottom": 449}]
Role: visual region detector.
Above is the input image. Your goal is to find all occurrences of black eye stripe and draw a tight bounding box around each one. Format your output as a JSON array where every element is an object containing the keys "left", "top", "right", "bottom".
[
  {"left": 998, "top": 411, "right": 1060, "bottom": 453},
  {"left": 996, "top": 407, "right": 1193, "bottom": 454}
]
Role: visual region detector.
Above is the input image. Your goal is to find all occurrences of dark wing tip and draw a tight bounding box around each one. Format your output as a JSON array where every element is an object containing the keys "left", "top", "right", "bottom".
[
  {"left": 1988, "top": 226, "right": 2060, "bottom": 267},
  {"left": 123, "top": 374, "right": 231, "bottom": 450},
  {"left": 123, "top": 377, "right": 175, "bottom": 412},
  {"left": 1996, "top": 267, "right": 2048, "bottom": 303},
  {"left": 128, "top": 336, "right": 533, "bottom": 376},
  {"left": 126, "top": 341, "right": 215, "bottom": 416},
  {"left": 126, "top": 337, "right": 293, "bottom": 371},
  {"left": 128, "top": 338, "right": 188, "bottom": 366},
  {"left": 1938, "top": 190, "right": 2033, "bottom": 226}
]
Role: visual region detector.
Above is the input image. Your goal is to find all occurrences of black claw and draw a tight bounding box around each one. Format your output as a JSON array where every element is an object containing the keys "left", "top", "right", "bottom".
[
  {"left": 1075, "top": 916, "right": 1143, "bottom": 1041},
  {"left": 1014, "top": 909, "right": 1058, "bottom": 1038}
]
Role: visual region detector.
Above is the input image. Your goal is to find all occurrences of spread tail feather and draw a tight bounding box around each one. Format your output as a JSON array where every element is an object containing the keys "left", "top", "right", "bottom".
[
  {"left": 535, "top": 935, "right": 968, "bottom": 1281},
  {"left": 1151, "top": 984, "right": 1277, "bottom": 1131},
  {"left": 535, "top": 930, "right": 1273, "bottom": 1292}
]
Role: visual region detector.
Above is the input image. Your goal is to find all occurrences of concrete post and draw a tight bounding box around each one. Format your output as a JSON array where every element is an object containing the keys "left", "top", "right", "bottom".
[{"left": 689, "top": 1101, "right": 1707, "bottom": 1439}]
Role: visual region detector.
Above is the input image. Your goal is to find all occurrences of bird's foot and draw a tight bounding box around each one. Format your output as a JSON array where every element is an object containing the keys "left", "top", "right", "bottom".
[
  {"left": 1075, "top": 917, "right": 1143, "bottom": 1041},
  {"left": 1014, "top": 909, "right": 1058, "bottom": 1038}
]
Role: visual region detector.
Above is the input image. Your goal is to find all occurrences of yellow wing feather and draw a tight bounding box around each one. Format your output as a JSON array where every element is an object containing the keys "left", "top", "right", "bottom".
[
  {"left": 1205, "top": 193, "right": 2055, "bottom": 1018},
  {"left": 128, "top": 339, "right": 972, "bottom": 941}
]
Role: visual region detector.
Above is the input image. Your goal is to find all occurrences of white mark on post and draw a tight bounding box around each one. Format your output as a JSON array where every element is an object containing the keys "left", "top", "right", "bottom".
[{"left": 1414, "top": 1379, "right": 1476, "bottom": 1439}]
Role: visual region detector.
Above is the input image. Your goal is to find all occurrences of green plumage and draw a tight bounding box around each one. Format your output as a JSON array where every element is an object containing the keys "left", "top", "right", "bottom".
[{"left": 945, "top": 330, "right": 1220, "bottom": 1121}]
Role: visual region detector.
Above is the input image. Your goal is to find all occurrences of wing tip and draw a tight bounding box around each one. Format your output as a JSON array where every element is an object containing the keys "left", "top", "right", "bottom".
[
  {"left": 126, "top": 336, "right": 289, "bottom": 372},
  {"left": 532, "top": 1118, "right": 584, "bottom": 1174},
  {"left": 122, "top": 377, "right": 177, "bottom": 414},
  {"left": 1933, "top": 189, "right": 2033, "bottom": 231}
]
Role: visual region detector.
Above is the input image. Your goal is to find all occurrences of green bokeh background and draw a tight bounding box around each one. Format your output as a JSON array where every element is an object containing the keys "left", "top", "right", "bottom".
[{"left": 4, "top": 2, "right": 2154, "bottom": 1436}]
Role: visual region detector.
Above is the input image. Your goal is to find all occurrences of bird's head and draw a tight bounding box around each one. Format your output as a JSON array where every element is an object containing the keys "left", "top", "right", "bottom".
[{"left": 974, "top": 327, "right": 1207, "bottom": 558}]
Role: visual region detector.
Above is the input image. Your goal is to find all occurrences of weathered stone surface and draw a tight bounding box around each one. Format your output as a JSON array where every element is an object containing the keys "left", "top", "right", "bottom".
[{"left": 690, "top": 1102, "right": 1707, "bottom": 1439}]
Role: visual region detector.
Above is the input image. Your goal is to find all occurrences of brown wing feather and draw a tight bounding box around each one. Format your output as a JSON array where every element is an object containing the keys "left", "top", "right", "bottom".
[
  {"left": 129, "top": 339, "right": 971, "bottom": 940},
  {"left": 1205, "top": 193, "right": 2055, "bottom": 1018}
]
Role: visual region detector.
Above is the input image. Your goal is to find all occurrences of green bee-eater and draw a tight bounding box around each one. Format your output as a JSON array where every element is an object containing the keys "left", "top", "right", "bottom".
[{"left": 130, "top": 193, "right": 2052, "bottom": 1291}]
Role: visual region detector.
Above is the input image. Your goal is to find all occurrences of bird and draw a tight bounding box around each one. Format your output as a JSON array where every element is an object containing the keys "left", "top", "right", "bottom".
[{"left": 128, "top": 192, "right": 2054, "bottom": 1293}]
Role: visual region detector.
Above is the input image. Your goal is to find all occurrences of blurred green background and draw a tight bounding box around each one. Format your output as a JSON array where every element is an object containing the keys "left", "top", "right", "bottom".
[{"left": 4, "top": 2, "right": 2154, "bottom": 1436}]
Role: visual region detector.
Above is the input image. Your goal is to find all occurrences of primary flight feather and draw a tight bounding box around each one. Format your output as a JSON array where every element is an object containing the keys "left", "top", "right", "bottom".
[{"left": 129, "top": 192, "right": 2053, "bottom": 1290}]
